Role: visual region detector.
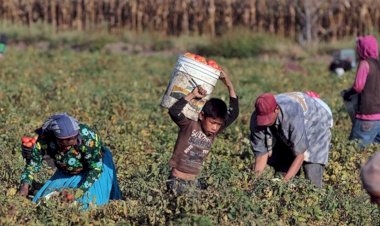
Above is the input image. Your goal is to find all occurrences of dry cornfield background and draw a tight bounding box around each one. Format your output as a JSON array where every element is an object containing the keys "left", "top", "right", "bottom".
[{"left": 0, "top": 0, "right": 380, "bottom": 42}]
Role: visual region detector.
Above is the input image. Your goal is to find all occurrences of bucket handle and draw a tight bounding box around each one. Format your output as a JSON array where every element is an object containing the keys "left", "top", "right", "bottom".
[{"left": 177, "top": 62, "right": 199, "bottom": 88}]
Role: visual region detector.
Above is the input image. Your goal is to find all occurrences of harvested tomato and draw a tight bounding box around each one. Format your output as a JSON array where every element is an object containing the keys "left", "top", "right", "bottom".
[
  {"left": 23, "top": 142, "right": 33, "bottom": 148},
  {"left": 21, "top": 136, "right": 31, "bottom": 143},
  {"left": 184, "top": 52, "right": 196, "bottom": 60},
  {"left": 184, "top": 52, "right": 208, "bottom": 64},
  {"left": 194, "top": 55, "right": 207, "bottom": 64},
  {"left": 207, "top": 59, "right": 222, "bottom": 70},
  {"left": 30, "top": 137, "right": 37, "bottom": 144},
  {"left": 66, "top": 194, "right": 74, "bottom": 201},
  {"left": 207, "top": 59, "right": 217, "bottom": 65}
]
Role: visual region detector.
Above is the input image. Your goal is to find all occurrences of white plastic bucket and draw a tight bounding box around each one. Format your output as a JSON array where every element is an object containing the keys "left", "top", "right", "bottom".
[{"left": 161, "top": 55, "right": 221, "bottom": 121}]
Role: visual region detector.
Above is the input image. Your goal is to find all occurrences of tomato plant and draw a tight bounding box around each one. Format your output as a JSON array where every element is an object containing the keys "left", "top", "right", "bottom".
[{"left": 0, "top": 45, "right": 378, "bottom": 225}]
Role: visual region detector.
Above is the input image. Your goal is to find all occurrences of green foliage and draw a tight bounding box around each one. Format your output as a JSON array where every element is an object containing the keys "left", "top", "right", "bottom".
[
  {"left": 196, "top": 30, "right": 265, "bottom": 58},
  {"left": 195, "top": 29, "right": 304, "bottom": 59},
  {"left": 0, "top": 43, "right": 379, "bottom": 225},
  {"left": 0, "top": 22, "right": 205, "bottom": 54},
  {"left": 152, "top": 39, "right": 174, "bottom": 51}
]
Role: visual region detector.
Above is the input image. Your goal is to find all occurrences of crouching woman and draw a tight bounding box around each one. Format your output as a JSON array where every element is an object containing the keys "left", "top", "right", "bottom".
[{"left": 17, "top": 113, "right": 122, "bottom": 209}]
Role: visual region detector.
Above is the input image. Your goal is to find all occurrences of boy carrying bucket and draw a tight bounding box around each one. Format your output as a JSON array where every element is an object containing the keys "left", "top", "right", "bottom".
[{"left": 167, "top": 70, "right": 239, "bottom": 194}]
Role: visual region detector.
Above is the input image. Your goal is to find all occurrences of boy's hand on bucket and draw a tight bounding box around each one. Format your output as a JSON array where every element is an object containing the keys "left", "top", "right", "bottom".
[
  {"left": 219, "top": 69, "right": 237, "bottom": 98},
  {"left": 219, "top": 70, "right": 232, "bottom": 87},
  {"left": 191, "top": 86, "right": 207, "bottom": 99}
]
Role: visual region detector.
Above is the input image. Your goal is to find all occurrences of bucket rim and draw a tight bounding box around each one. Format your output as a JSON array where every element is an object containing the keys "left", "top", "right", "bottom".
[
  {"left": 178, "top": 55, "right": 221, "bottom": 76},
  {"left": 175, "top": 62, "right": 220, "bottom": 82}
]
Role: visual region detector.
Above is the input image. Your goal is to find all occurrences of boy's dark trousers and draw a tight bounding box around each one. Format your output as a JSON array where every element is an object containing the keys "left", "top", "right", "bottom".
[{"left": 166, "top": 174, "right": 207, "bottom": 195}]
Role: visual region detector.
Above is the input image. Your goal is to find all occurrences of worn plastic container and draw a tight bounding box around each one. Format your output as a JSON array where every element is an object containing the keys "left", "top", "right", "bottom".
[{"left": 161, "top": 55, "right": 221, "bottom": 121}]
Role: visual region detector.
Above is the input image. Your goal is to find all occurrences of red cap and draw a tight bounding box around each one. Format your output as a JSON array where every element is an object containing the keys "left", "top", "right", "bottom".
[{"left": 255, "top": 93, "right": 277, "bottom": 126}]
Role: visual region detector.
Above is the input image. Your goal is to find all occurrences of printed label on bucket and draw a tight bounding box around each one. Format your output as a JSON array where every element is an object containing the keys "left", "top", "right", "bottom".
[{"left": 169, "top": 72, "right": 207, "bottom": 112}]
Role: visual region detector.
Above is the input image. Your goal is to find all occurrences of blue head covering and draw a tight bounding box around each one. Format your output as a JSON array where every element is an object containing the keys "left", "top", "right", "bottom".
[{"left": 41, "top": 113, "right": 80, "bottom": 139}]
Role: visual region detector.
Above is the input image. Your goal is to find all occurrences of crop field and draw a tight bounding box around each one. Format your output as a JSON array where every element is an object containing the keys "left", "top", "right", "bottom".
[{"left": 0, "top": 42, "right": 379, "bottom": 225}]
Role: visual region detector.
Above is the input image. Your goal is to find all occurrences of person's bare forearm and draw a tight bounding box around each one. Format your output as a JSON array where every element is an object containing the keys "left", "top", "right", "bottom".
[
  {"left": 220, "top": 70, "right": 237, "bottom": 98},
  {"left": 184, "top": 92, "right": 195, "bottom": 101},
  {"left": 223, "top": 76, "right": 237, "bottom": 98},
  {"left": 227, "top": 83, "right": 237, "bottom": 98},
  {"left": 254, "top": 153, "right": 269, "bottom": 176},
  {"left": 284, "top": 153, "right": 305, "bottom": 182},
  {"left": 184, "top": 86, "right": 206, "bottom": 101}
]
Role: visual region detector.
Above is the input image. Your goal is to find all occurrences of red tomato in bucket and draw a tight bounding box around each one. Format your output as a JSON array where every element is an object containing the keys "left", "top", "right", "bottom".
[
  {"left": 194, "top": 55, "right": 207, "bottom": 64},
  {"left": 184, "top": 52, "right": 196, "bottom": 60},
  {"left": 207, "top": 59, "right": 222, "bottom": 70}
]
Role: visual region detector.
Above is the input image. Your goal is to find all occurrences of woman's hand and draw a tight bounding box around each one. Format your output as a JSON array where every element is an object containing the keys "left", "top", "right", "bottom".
[
  {"left": 17, "top": 183, "right": 29, "bottom": 197},
  {"left": 61, "top": 190, "right": 75, "bottom": 202},
  {"left": 219, "top": 70, "right": 232, "bottom": 87},
  {"left": 220, "top": 69, "right": 237, "bottom": 98},
  {"left": 342, "top": 88, "right": 356, "bottom": 101}
]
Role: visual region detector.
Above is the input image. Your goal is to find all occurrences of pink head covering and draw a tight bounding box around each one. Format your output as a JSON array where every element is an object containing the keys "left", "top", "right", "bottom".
[
  {"left": 361, "top": 152, "right": 380, "bottom": 193},
  {"left": 356, "top": 35, "right": 379, "bottom": 60},
  {"left": 305, "top": 91, "right": 320, "bottom": 98}
]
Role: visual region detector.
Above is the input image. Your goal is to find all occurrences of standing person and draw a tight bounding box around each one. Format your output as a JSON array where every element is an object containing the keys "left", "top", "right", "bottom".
[
  {"left": 250, "top": 92, "right": 333, "bottom": 188},
  {"left": 361, "top": 152, "right": 380, "bottom": 205},
  {"left": 167, "top": 70, "right": 239, "bottom": 194},
  {"left": 343, "top": 35, "right": 380, "bottom": 147},
  {"left": 17, "top": 113, "right": 122, "bottom": 209}
]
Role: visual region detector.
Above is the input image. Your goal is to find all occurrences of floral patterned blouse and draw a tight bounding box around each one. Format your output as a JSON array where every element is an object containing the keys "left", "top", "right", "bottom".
[{"left": 20, "top": 124, "right": 104, "bottom": 193}]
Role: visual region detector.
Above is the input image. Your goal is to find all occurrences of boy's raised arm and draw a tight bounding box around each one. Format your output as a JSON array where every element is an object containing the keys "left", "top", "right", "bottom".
[
  {"left": 220, "top": 70, "right": 237, "bottom": 98},
  {"left": 220, "top": 70, "right": 239, "bottom": 128},
  {"left": 169, "top": 86, "right": 206, "bottom": 127},
  {"left": 168, "top": 97, "right": 188, "bottom": 124}
]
